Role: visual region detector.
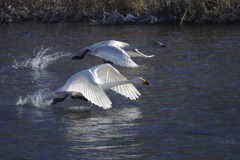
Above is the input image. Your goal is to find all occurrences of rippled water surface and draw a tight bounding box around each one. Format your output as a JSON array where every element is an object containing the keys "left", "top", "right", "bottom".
[{"left": 1, "top": 22, "right": 240, "bottom": 159}]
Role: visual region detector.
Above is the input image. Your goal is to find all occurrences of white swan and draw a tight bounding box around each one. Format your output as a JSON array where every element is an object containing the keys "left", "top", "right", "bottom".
[
  {"left": 51, "top": 64, "right": 150, "bottom": 109},
  {"left": 72, "top": 40, "right": 166, "bottom": 67}
]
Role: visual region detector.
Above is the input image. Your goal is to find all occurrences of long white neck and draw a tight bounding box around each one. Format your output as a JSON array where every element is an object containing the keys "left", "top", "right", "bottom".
[
  {"left": 100, "top": 79, "right": 134, "bottom": 90},
  {"left": 122, "top": 43, "right": 154, "bottom": 51}
]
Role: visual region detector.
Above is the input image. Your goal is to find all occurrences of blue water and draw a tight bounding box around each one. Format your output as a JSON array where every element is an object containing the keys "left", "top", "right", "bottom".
[{"left": 0, "top": 22, "right": 240, "bottom": 159}]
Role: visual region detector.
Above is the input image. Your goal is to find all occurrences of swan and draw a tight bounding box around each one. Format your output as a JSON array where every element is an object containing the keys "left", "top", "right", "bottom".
[
  {"left": 51, "top": 64, "right": 150, "bottom": 109},
  {"left": 72, "top": 40, "right": 166, "bottom": 67}
]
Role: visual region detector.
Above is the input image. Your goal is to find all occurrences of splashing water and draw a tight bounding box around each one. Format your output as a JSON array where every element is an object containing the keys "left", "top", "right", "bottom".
[
  {"left": 16, "top": 88, "right": 54, "bottom": 108},
  {"left": 12, "top": 47, "right": 72, "bottom": 69}
]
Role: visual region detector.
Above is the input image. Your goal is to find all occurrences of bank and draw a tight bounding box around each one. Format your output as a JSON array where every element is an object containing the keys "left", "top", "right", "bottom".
[{"left": 1, "top": 0, "right": 240, "bottom": 25}]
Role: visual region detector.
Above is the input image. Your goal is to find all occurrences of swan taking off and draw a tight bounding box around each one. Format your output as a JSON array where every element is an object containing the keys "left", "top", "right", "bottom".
[
  {"left": 51, "top": 64, "right": 150, "bottom": 109},
  {"left": 72, "top": 40, "right": 166, "bottom": 67}
]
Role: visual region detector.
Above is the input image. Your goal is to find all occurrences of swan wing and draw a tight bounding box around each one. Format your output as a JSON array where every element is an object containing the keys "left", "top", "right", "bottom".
[
  {"left": 56, "top": 69, "right": 112, "bottom": 109},
  {"left": 76, "top": 41, "right": 112, "bottom": 55},
  {"left": 92, "top": 45, "right": 139, "bottom": 68},
  {"left": 126, "top": 49, "right": 155, "bottom": 58},
  {"left": 104, "top": 40, "right": 128, "bottom": 48},
  {"left": 90, "top": 64, "right": 141, "bottom": 100},
  {"left": 81, "top": 40, "right": 123, "bottom": 52}
]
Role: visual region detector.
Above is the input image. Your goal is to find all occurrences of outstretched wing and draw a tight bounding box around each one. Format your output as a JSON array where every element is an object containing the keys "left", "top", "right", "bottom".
[
  {"left": 126, "top": 49, "right": 155, "bottom": 58},
  {"left": 55, "top": 69, "right": 112, "bottom": 109},
  {"left": 90, "top": 64, "right": 141, "bottom": 100},
  {"left": 92, "top": 45, "right": 139, "bottom": 68}
]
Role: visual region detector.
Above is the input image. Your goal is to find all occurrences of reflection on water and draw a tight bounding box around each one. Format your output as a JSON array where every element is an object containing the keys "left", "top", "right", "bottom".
[
  {"left": 64, "top": 107, "right": 141, "bottom": 139},
  {"left": 63, "top": 107, "right": 142, "bottom": 159},
  {"left": 0, "top": 22, "right": 240, "bottom": 159}
]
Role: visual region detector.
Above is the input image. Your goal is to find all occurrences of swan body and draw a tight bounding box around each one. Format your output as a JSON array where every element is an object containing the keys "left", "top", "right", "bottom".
[
  {"left": 52, "top": 64, "right": 150, "bottom": 109},
  {"left": 72, "top": 40, "right": 166, "bottom": 67}
]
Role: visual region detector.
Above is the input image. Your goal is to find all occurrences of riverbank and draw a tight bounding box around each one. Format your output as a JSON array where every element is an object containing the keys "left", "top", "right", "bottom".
[{"left": 1, "top": 0, "right": 240, "bottom": 25}]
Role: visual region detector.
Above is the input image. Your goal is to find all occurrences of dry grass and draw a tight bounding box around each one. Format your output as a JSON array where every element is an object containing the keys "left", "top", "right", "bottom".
[{"left": 0, "top": 0, "right": 239, "bottom": 24}]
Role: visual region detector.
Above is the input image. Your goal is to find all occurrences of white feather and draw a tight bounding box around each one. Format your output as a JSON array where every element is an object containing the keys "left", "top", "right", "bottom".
[
  {"left": 126, "top": 49, "right": 155, "bottom": 58},
  {"left": 92, "top": 45, "right": 139, "bottom": 68},
  {"left": 56, "top": 69, "right": 112, "bottom": 109},
  {"left": 75, "top": 40, "right": 164, "bottom": 67},
  {"left": 90, "top": 64, "right": 141, "bottom": 100},
  {"left": 54, "top": 64, "right": 148, "bottom": 109}
]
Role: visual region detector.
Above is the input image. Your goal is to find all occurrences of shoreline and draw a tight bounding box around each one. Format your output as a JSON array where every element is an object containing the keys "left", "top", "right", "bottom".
[{"left": 1, "top": 0, "right": 240, "bottom": 25}]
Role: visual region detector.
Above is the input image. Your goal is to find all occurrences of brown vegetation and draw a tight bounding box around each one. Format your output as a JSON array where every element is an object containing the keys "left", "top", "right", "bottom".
[{"left": 0, "top": 0, "right": 239, "bottom": 24}]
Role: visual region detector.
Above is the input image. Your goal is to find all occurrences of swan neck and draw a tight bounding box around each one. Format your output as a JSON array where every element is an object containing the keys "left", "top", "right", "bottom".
[
  {"left": 101, "top": 80, "right": 131, "bottom": 90},
  {"left": 123, "top": 43, "right": 152, "bottom": 50}
]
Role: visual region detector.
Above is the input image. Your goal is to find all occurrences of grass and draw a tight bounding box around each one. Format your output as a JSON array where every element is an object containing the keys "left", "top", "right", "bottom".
[{"left": 0, "top": 0, "right": 239, "bottom": 24}]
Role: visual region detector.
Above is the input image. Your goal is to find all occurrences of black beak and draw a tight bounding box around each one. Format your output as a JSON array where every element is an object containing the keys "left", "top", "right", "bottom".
[{"left": 143, "top": 81, "right": 151, "bottom": 85}]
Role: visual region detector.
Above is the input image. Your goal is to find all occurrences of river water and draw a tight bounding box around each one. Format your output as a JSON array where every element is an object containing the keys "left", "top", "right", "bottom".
[{"left": 0, "top": 22, "right": 240, "bottom": 159}]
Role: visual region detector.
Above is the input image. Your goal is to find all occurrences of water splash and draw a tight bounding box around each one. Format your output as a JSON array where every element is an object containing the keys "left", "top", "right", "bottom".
[
  {"left": 12, "top": 47, "right": 72, "bottom": 69},
  {"left": 16, "top": 88, "right": 54, "bottom": 108}
]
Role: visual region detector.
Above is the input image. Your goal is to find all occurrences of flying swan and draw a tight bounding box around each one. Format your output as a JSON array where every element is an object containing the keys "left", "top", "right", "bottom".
[
  {"left": 72, "top": 40, "right": 166, "bottom": 68},
  {"left": 51, "top": 64, "right": 150, "bottom": 109}
]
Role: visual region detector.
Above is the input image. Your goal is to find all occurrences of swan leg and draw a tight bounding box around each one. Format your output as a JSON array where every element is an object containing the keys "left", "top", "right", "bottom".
[
  {"left": 72, "top": 55, "right": 85, "bottom": 59},
  {"left": 103, "top": 59, "right": 114, "bottom": 64},
  {"left": 71, "top": 96, "right": 88, "bottom": 101},
  {"left": 72, "top": 49, "right": 89, "bottom": 59},
  {"left": 51, "top": 95, "right": 69, "bottom": 105}
]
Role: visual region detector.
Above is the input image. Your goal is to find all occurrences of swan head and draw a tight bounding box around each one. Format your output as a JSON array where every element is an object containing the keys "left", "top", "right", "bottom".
[
  {"left": 151, "top": 41, "right": 167, "bottom": 47},
  {"left": 132, "top": 77, "right": 151, "bottom": 85}
]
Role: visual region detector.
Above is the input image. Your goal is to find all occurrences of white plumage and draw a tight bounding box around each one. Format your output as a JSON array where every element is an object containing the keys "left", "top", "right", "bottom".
[
  {"left": 72, "top": 40, "right": 166, "bottom": 68},
  {"left": 52, "top": 64, "right": 150, "bottom": 109},
  {"left": 92, "top": 45, "right": 139, "bottom": 67}
]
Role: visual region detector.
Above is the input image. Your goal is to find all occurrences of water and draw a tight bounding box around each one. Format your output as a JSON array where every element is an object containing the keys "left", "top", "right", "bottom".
[
  {"left": 12, "top": 47, "right": 71, "bottom": 70},
  {"left": 1, "top": 22, "right": 240, "bottom": 159}
]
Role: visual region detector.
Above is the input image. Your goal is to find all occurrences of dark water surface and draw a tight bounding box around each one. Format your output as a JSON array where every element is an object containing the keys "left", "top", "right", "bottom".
[{"left": 1, "top": 22, "right": 240, "bottom": 159}]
